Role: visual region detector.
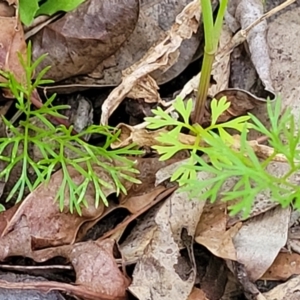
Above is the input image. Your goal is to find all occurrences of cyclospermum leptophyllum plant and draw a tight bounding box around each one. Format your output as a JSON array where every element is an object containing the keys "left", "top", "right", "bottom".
[
  {"left": 0, "top": 43, "right": 142, "bottom": 214},
  {"left": 146, "top": 96, "right": 300, "bottom": 217}
]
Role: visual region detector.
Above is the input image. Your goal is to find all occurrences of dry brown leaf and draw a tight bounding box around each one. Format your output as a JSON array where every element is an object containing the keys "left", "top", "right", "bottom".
[
  {"left": 262, "top": 252, "right": 300, "bottom": 281},
  {"left": 100, "top": 0, "right": 201, "bottom": 125},
  {"left": 0, "top": 216, "right": 32, "bottom": 261},
  {"left": 0, "top": 165, "right": 118, "bottom": 252},
  {"left": 120, "top": 202, "right": 163, "bottom": 265},
  {"left": 188, "top": 287, "right": 209, "bottom": 300},
  {"left": 195, "top": 202, "right": 241, "bottom": 260},
  {"left": 76, "top": 186, "right": 169, "bottom": 242},
  {"left": 32, "top": 0, "right": 139, "bottom": 82},
  {"left": 40, "top": 0, "right": 203, "bottom": 93},
  {"left": 77, "top": 156, "right": 182, "bottom": 241},
  {"left": 70, "top": 239, "right": 130, "bottom": 297},
  {"left": 27, "top": 239, "right": 129, "bottom": 300},
  {"left": 233, "top": 206, "right": 290, "bottom": 281},
  {"left": 111, "top": 123, "right": 167, "bottom": 149}
]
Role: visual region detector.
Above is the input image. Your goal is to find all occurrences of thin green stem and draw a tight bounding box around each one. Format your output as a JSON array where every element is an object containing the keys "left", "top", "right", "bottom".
[
  {"left": 193, "top": 53, "right": 215, "bottom": 124},
  {"left": 193, "top": 0, "right": 228, "bottom": 125}
]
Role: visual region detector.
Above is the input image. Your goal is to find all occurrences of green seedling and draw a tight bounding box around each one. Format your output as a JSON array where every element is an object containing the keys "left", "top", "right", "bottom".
[
  {"left": 0, "top": 43, "right": 142, "bottom": 214},
  {"left": 19, "top": 0, "right": 85, "bottom": 26},
  {"left": 146, "top": 96, "right": 300, "bottom": 217}
]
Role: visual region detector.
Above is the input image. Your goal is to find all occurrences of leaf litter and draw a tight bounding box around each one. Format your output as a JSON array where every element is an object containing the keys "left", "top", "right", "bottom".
[{"left": 0, "top": 0, "right": 299, "bottom": 299}]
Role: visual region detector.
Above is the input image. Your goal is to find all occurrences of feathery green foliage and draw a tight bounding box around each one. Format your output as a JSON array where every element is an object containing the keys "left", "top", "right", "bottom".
[
  {"left": 146, "top": 96, "right": 300, "bottom": 217},
  {"left": 0, "top": 43, "right": 142, "bottom": 214}
]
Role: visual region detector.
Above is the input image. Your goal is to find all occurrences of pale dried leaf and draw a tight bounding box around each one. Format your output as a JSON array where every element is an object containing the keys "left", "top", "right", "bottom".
[
  {"left": 111, "top": 123, "right": 167, "bottom": 149},
  {"left": 268, "top": 6, "right": 300, "bottom": 120},
  {"left": 195, "top": 202, "right": 241, "bottom": 260},
  {"left": 233, "top": 206, "right": 290, "bottom": 281},
  {"left": 263, "top": 275, "right": 300, "bottom": 300},
  {"left": 100, "top": 0, "right": 201, "bottom": 125},
  {"left": 234, "top": 0, "right": 274, "bottom": 92}
]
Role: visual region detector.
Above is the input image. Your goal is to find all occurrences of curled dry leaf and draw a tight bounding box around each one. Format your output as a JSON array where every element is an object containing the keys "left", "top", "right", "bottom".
[
  {"left": 0, "top": 216, "right": 32, "bottom": 261},
  {"left": 232, "top": 0, "right": 275, "bottom": 93},
  {"left": 100, "top": 0, "right": 201, "bottom": 125},
  {"left": 77, "top": 156, "right": 180, "bottom": 241},
  {"left": 51, "top": 0, "right": 203, "bottom": 93},
  {"left": 31, "top": 0, "right": 139, "bottom": 82},
  {"left": 111, "top": 123, "right": 168, "bottom": 149},
  {"left": 0, "top": 165, "right": 118, "bottom": 252}
]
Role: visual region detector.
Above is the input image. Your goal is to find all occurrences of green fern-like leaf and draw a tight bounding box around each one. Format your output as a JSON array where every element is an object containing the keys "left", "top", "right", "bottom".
[{"left": 0, "top": 42, "right": 143, "bottom": 214}]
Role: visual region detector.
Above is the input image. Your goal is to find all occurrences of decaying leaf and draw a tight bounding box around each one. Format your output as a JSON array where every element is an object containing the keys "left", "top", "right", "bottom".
[
  {"left": 49, "top": 0, "right": 204, "bottom": 92},
  {"left": 111, "top": 123, "right": 168, "bottom": 149},
  {"left": 262, "top": 252, "right": 300, "bottom": 281},
  {"left": 31, "top": 0, "right": 139, "bottom": 82},
  {"left": 100, "top": 0, "right": 201, "bottom": 125},
  {"left": 195, "top": 201, "right": 241, "bottom": 260},
  {"left": 268, "top": 6, "right": 300, "bottom": 122},
  {"left": 233, "top": 206, "right": 290, "bottom": 281},
  {"left": 0, "top": 165, "right": 117, "bottom": 252},
  {"left": 263, "top": 275, "right": 300, "bottom": 300},
  {"left": 5, "top": 238, "right": 129, "bottom": 300}
]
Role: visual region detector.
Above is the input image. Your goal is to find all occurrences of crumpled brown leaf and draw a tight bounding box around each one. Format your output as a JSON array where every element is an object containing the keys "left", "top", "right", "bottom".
[
  {"left": 0, "top": 165, "right": 118, "bottom": 253},
  {"left": 75, "top": 156, "right": 181, "bottom": 239},
  {"left": 100, "top": 0, "right": 200, "bottom": 125},
  {"left": 31, "top": 0, "right": 139, "bottom": 82},
  {"left": 0, "top": 238, "right": 129, "bottom": 300}
]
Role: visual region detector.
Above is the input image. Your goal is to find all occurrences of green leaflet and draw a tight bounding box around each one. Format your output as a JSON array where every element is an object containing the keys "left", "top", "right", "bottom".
[
  {"left": 146, "top": 95, "right": 300, "bottom": 217},
  {"left": 0, "top": 42, "right": 142, "bottom": 214}
]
